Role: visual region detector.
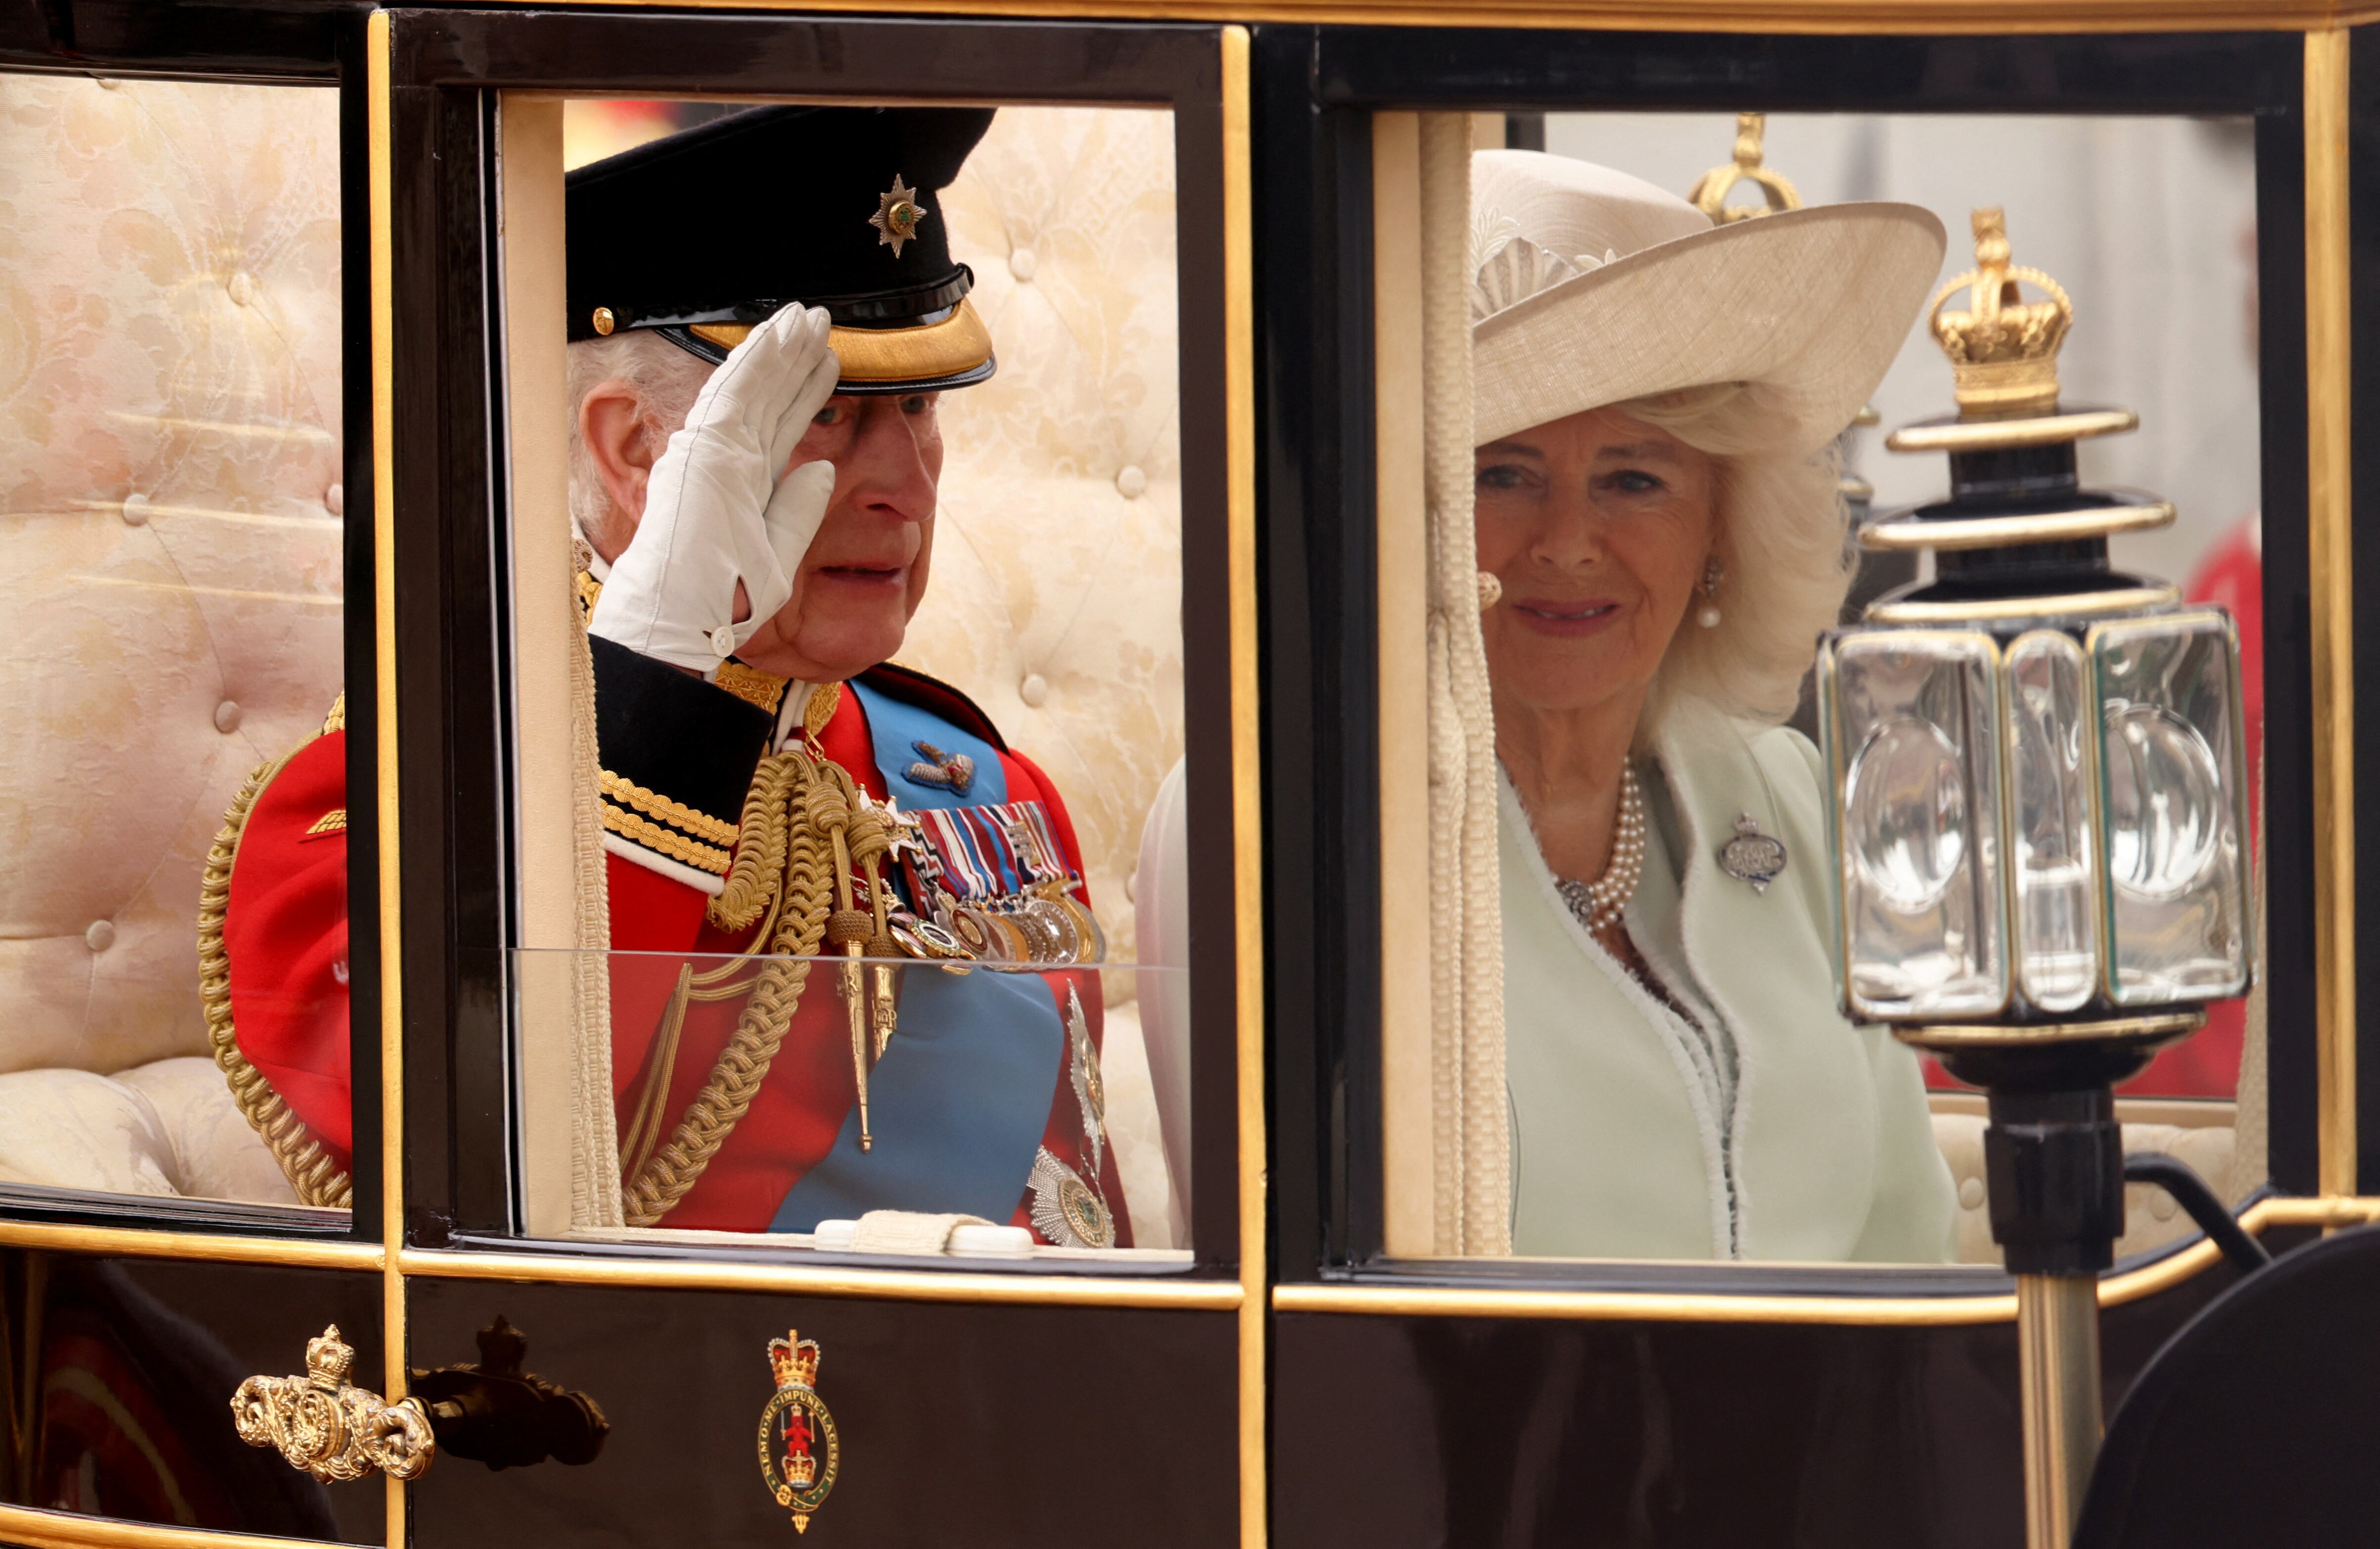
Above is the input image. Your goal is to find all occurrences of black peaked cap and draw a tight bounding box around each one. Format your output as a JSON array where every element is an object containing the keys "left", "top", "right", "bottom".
[{"left": 566, "top": 105, "right": 997, "bottom": 343}]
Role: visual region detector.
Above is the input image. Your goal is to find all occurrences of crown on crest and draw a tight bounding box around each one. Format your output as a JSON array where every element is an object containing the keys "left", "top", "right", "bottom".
[
  {"left": 1926, "top": 207, "right": 2075, "bottom": 419},
  {"left": 305, "top": 1325, "right": 356, "bottom": 1390},
  {"left": 769, "top": 1330, "right": 822, "bottom": 1391}
]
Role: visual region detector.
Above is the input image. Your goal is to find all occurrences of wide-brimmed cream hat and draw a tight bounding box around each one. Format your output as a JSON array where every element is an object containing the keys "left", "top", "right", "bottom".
[{"left": 1470, "top": 150, "right": 1946, "bottom": 451}]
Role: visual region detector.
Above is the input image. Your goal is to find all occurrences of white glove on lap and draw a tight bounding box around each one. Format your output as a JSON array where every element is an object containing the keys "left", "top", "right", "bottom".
[{"left": 589, "top": 303, "right": 840, "bottom": 674}]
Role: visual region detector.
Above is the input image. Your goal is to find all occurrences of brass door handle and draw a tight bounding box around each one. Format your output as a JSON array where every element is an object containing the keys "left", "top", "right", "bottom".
[{"left": 230, "top": 1324, "right": 437, "bottom": 1482}]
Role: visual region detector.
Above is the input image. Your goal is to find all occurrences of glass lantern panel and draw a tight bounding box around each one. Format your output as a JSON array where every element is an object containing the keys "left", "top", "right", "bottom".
[
  {"left": 2090, "top": 610, "right": 2253, "bottom": 1005},
  {"left": 1823, "top": 631, "right": 2007, "bottom": 1020},
  {"left": 2005, "top": 631, "right": 2100, "bottom": 1014}
]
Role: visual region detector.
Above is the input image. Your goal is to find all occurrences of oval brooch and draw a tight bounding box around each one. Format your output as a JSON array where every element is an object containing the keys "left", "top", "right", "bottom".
[{"left": 1718, "top": 813, "right": 1787, "bottom": 894}]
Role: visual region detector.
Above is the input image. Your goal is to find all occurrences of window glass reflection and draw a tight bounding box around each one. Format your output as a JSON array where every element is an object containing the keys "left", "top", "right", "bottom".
[
  {"left": 1394, "top": 112, "right": 2263, "bottom": 1269},
  {"left": 534, "top": 102, "right": 1189, "bottom": 1250}
]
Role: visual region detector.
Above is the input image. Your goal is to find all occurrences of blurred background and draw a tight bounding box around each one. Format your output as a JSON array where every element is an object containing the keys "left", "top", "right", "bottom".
[{"left": 1542, "top": 111, "right": 2262, "bottom": 592}]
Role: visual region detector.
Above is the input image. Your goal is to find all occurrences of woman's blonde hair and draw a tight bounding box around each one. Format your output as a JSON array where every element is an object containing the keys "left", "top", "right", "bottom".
[{"left": 1612, "top": 381, "right": 1852, "bottom": 741}]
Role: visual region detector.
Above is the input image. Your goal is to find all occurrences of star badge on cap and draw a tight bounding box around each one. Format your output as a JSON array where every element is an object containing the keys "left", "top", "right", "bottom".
[{"left": 869, "top": 174, "right": 929, "bottom": 258}]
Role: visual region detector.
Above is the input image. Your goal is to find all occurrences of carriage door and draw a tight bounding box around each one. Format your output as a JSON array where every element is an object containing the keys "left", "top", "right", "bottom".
[
  {"left": 0, "top": 3, "right": 400, "bottom": 1547},
  {"left": 1254, "top": 22, "right": 2362, "bottom": 1549},
  {"left": 378, "top": 10, "right": 1260, "bottom": 1547}
]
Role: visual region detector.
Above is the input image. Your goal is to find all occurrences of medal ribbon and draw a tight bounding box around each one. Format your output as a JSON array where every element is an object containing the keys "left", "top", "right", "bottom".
[{"left": 913, "top": 801, "right": 1077, "bottom": 902}]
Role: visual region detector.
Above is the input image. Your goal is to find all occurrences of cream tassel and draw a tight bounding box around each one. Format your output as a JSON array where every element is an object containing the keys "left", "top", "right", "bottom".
[
  {"left": 568, "top": 542, "right": 627, "bottom": 1230},
  {"left": 1420, "top": 115, "right": 1509, "bottom": 1256}
]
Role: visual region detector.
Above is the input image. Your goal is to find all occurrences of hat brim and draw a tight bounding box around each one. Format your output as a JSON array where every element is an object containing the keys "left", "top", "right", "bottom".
[
  {"left": 1471, "top": 202, "right": 1947, "bottom": 452},
  {"left": 674, "top": 297, "right": 997, "bottom": 394}
]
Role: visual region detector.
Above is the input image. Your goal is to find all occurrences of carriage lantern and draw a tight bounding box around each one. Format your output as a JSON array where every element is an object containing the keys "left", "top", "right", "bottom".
[{"left": 1816, "top": 208, "right": 2254, "bottom": 1549}]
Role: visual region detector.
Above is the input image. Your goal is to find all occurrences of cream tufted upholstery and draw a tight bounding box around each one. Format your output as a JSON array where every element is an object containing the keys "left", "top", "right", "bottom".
[
  {"left": 1933, "top": 1102, "right": 2241, "bottom": 1265},
  {"left": 0, "top": 76, "right": 344, "bottom": 1201},
  {"left": 896, "top": 107, "right": 1188, "bottom": 1245}
]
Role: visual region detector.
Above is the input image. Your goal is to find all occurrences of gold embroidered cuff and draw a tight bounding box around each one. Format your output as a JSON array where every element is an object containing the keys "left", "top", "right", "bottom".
[
  {"left": 601, "top": 801, "right": 732, "bottom": 875},
  {"left": 599, "top": 770, "right": 740, "bottom": 847}
]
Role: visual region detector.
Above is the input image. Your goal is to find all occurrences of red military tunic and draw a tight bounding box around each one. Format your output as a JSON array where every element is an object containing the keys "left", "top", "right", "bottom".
[
  {"left": 600, "top": 660, "right": 1130, "bottom": 1238},
  {"left": 217, "top": 653, "right": 1129, "bottom": 1244}
]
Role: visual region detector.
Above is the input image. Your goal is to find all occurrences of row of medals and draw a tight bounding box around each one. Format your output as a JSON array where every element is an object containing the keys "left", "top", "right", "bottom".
[{"left": 866, "top": 862, "right": 1107, "bottom": 971}]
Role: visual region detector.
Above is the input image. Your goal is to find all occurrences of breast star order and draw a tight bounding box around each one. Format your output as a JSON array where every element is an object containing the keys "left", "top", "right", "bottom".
[{"left": 869, "top": 175, "right": 929, "bottom": 258}]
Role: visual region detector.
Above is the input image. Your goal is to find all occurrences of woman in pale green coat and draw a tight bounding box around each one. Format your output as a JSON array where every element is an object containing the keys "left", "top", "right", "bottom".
[{"left": 1469, "top": 150, "right": 1959, "bottom": 1262}]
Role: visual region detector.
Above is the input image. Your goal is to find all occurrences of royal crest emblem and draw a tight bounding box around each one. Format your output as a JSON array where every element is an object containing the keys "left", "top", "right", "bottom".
[
  {"left": 905, "top": 739, "right": 976, "bottom": 794},
  {"left": 756, "top": 1330, "right": 840, "bottom": 1533}
]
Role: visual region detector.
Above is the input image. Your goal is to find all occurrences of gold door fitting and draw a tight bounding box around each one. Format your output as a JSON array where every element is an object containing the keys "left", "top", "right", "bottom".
[{"left": 231, "top": 1324, "right": 437, "bottom": 1482}]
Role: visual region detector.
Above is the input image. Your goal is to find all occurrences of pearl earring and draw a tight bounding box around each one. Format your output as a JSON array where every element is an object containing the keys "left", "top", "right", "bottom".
[{"left": 1697, "top": 554, "right": 1725, "bottom": 629}]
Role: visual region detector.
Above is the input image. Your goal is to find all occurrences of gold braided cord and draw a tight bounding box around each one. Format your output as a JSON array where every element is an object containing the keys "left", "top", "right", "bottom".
[
  {"left": 707, "top": 754, "right": 800, "bottom": 935},
  {"left": 622, "top": 750, "right": 860, "bottom": 1226},
  {"left": 197, "top": 749, "right": 354, "bottom": 1209},
  {"left": 618, "top": 962, "right": 694, "bottom": 1184},
  {"left": 601, "top": 801, "right": 731, "bottom": 874},
  {"left": 321, "top": 692, "right": 345, "bottom": 735},
  {"left": 598, "top": 768, "right": 739, "bottom": 846}
]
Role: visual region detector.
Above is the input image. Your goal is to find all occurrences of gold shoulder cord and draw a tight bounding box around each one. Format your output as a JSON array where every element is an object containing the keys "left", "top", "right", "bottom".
[
  {"left": 197, "top": 697, "right": 355, "bottom": 1209},
  {"left": 618, "top": 685, "right": 908, "bottom": 1227}
]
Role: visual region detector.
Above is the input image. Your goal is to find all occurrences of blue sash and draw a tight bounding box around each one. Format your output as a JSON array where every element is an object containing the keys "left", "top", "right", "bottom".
[
  {"left": 848, "top": 679, "right": 1007, "bottom": 810},
  {"left": 765, "top": 683, "right": 1057, "bottom": 1232},
  {"left": 767, "top": 964, "right": 1063, "bottom": 1231}
]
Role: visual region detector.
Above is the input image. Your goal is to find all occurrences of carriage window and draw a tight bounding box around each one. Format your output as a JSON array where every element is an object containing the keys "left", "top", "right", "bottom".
[
  {"left": 1377, "top": 110, "right": 2264, "bottom": 1268},
  {"left": 0, "top": 73, "right": 351, "bottom": 1217},
  {"left": 500, "top": 99, "right": 1193, "bottom": 1257}
]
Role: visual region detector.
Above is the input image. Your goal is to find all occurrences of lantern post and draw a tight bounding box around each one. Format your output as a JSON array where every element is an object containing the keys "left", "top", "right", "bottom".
[{"left": 1818, "top": 209, "right": 2255, "bottom": 1549}]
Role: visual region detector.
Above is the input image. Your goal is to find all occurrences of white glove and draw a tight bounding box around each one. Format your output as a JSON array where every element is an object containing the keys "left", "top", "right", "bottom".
[{"left": 589, "top": 303, "right": 840, "bottom": 674}]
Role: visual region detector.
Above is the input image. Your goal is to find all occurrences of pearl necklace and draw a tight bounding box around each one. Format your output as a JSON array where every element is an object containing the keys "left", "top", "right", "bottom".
[{"left": 1555, "top": 763, "right": 1647, "bottom": 937}]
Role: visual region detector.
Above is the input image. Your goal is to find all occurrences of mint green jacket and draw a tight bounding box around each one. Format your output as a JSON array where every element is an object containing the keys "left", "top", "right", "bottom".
[{"left": 1500, "top": 699, "right": 1958, "bottom": 1264}]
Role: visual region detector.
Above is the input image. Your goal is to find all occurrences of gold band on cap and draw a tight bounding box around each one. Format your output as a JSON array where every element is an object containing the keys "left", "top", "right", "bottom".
[{"left": 689, "top": 298, "right": 992, "bottom": 386}]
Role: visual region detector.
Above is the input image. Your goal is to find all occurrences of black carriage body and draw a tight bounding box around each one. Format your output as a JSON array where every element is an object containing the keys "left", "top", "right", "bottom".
[{"left": 0, "top": 4, "right": 2373, "bottom": 1549}]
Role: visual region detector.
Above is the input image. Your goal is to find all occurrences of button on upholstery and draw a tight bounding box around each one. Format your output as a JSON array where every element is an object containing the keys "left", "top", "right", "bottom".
[
  {"left": 1019, "top": 673, "right": 1049, "bottom": 708},
  {"left": 85, "top": 920, "right": 117, "bottom": 953},
  {"left": 120, "top": 492, "right": 151, "bottom": 526},
  {"left": 1115, "top": 465, "right": 1147, "bottom": 500},
  {"left": 326, "top": 483, "right": 344, "bottom": 516},
  {"left": 1008, "top": 246, "right": 1037, "bottom": 282},
  {"left": 1957, "top": 1176, "right": 1985, "bottom": 1211},
  {"left": 215, "top": 700, "right": 243, "bottom": 733},
  {"left": 228, "top": 271, "right": 258, "bottom": 307}
]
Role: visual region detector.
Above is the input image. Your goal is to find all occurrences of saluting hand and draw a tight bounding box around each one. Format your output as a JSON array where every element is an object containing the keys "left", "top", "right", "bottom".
[{"left": 590, "top": 303, "right": 840, "bottom": 674}]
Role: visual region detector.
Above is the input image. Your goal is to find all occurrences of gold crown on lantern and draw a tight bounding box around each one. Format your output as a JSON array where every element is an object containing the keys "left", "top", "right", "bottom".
[
  {"left": 1926, "top": 207, "right": 2074, "bottom": 419},
  {"left": 769, "top": 1330, "right": 822, "bottom": 1391},
  {"left": 1688, "top": 112, "right": 1802, "bottom": 225}
]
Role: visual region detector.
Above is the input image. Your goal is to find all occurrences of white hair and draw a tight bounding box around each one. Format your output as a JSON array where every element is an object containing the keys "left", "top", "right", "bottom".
[
  {"left": 565, "top": 332, "right": 714, "bottom": 556},
  {"left": 1612, "top": 381, "right": 1852, "bottom": 742}
]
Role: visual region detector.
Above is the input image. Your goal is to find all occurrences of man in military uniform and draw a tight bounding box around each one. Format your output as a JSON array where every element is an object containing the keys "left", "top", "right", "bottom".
[{"left": 214, "top": 106, "right": 1128, "bottom": 1245}]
